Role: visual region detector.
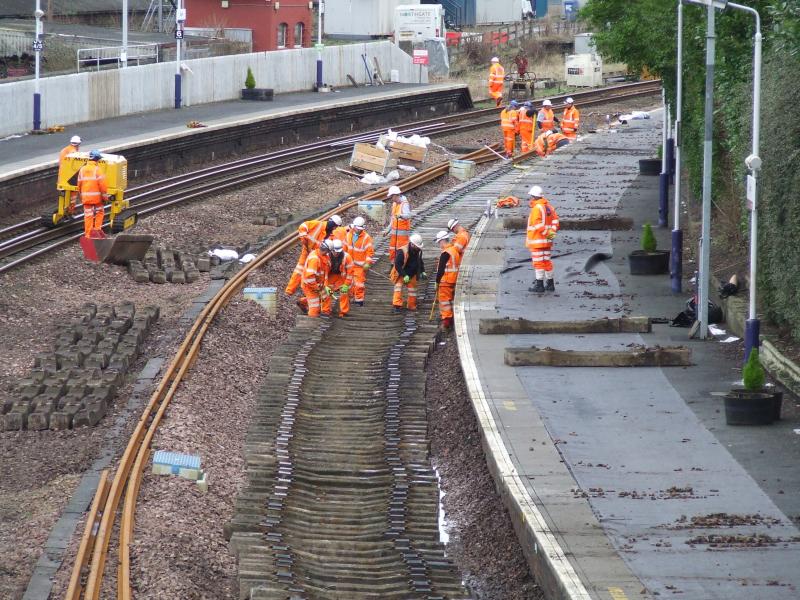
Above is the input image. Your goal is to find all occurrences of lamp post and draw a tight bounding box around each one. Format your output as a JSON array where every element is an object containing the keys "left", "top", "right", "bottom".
[
  {"left": 316, "top": 1, "right": 325, "bottom": 90},
  {"left": 175, "top": 1, "right": 186, "bottom": 109},
  {"left": 33, "top": 1, "right": 44, "bottom": 131},
  {"left": 671, "top": 0, "right": 685, "bottom": 294}
]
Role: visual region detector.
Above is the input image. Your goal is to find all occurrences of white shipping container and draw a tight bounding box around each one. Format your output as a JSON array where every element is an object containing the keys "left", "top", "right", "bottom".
[
  {"left": 394, "top": 4, "right": 445, "bottom": 43},
  {"left": 475, "top": 0, "right": 523, "bottom": 24},
  {"left": 565, "top": 53, "right": 603, "bottom": 87},
  {"left": 324, "top": 0, "right": 420, "bottom": 38}
]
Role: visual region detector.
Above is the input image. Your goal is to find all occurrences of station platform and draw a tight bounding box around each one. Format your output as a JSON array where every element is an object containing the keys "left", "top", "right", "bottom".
[{"left": 451, "top": 116, "right": 800, "bottom": 598}]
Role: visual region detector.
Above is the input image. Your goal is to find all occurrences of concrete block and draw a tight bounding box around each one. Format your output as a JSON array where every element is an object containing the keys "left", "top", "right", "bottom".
[
  {"left": 33, "top": 352, "right": 56, "bottom": 368},
  {"left": 197, "top": 256, "right": 211, "bottom": 272},
  {"left": 185, "top": 269, "right": 200, "bottom": 283},
  {"left": 142, "top": 305, "right": 160, "bottom": 322},
  {"left": 2, "top": 410, "right": 26, "bottom": 431},
  {"left": 110, "top": 318, "right": 132, "bottom": 333},
  {"left": 108, "top": 355, "right": 129, "bottom": 373},
  {"left": 169, "top": 270, "right": 186, "bottom": 284},
  {"left": 80, "top": 303, "right": 97, "bottom": 319},
  {"left": 133, "top": 269, "right": 150, "bottom": 283},
  {"left": 84, "top": 353, "right": 108, "bottom": 370},
  {"left": 27, "top": 409, "right": 51, "bottom": 431},
  {"left": 128, "top": 260, "right": 143, "bottom": 273},
  {"left": 73, "top": 400, "right": 106, "bottom": 428},
  {"left": 49, "top": 411, "right": 73, "bottom": 430},
  {"left": 150, "top": 270, "right": 167, "bottom": 284}
]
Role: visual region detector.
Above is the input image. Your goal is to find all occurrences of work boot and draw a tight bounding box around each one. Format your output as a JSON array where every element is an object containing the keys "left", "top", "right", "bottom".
[
  {"left": 529, "top": 279, "right": 545, "bottom": 293},
  {"left": 355, "top": 300, "right": 364, "bottom": 307},
  {"left": 393, "top": 306, "right": 403, "bottom": 313},
  {"left": 545, "top": 279, "right": 555, "bottom": 292},
  {"left": 295, "top": 298, "right": 308, "bottom": 314},
  {"left": 440, "top": 317, "right": 453, "bottom": 330}
]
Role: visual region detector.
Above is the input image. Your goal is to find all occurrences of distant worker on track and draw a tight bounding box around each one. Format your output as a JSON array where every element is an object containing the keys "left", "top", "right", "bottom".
[
  {"left": 391, "top": 233, "right": 426, "bottom": 313},
  {"left": 77, "top": 150, "right": 109, "bottom": 238},
  {"left": 488, "top": 57, "right": 505, "bottom": 107},
  {"left": 561, "top": 97, "right": 580, "bottom": 140},
  {"left": 285, "top": 214, "right": 343, "bottom": 296},
  {"left": 386, "top": 185, "right": 412, "bottom": 262},
  {"left": 537, "top": 99, "right": 558, "bottom": 134},
  {"left": 526, "top": 185, "right": 560, "bottom": 293},
  {"left": 58, "top": 135, "right": 82, "bottom": 214},
  {"left": 326, "top": 239, "right": 355, "bottom": 317},
  {"left": 446, "top": 218, "right": 470, "bottom": 265},
  {"left": 301, "top": 240, "right": 333, "bottom": 317},
  {"left": 434, "top": 230, "right": 459, "bottom": 330},
  {"left": 345, "top": 216, "right": 375, "bottom": 307},
  {"left": 533, "top": 130, "right": 571, "bottom": 157},
  {"left": 517, "top": 101, "right": 536, "bottom": 154},
  {"left": 500, "top": 101, "right": 520, "bottom": 158}
]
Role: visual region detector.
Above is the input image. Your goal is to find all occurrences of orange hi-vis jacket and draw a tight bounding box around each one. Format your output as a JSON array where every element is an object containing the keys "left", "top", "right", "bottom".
[
  {"left": 534, "top": 132, "right": 549, "bottom": 157},
  {"left": 452, "top": 228, "right": 470, "bottom": 259},
  {"left": 500, "top": 108, "right": 518, "bottom": 133},
  {"left": 537, "top": 107, "right": 555, "bottom": 132},
  {"left": 546, "top": 132, "right": 570, "bottom": 153},
  {"left": 298, "top": 219, "right": 328, "bottom": 250},
  {"left": 59, "top": 144, "right": 78, "bottom": 170},
  {"left": 302, "top": 249, "right": 330, "bottom": 289},
  {"left": 488, "top": 63, "right": 505, "bottom": 98},
  {"left": 345, "top": 229, "right": 375, "bottom": 268},
  {"left": 517, "top": 108, "right": 534, "bottom": 141},
  {"left": 526, "top": 197, "right": 560, "bottom": 251},
  {"left": 329, "top": 226, "right": 348, "bottom": 243},
  {"left": 77, "top": 163, "right": 108, "bottom": 206},
  {"left": 436, "top": 246, "right": 460, "bottom": 286},
  {"left": 327, "top": 251, "right": 355, "bottom": 287},
  {"left": 391, "top": 201, "right": 411, "bottom": 239},
  {"left": 562, "top": 105, "right": 580, "bottom": 138}
]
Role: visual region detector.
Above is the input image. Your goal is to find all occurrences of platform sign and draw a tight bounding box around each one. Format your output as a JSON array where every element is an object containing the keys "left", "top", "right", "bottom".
[
  {"left": 32, "top": 39, "right": 43, "bottom": 52},
  {"left": 746, "top": 174, "right": 756, "bottom": 211},
  {"left": 175, "top": 28, "right": 184, "bottom": 40},
  {"left": 412, "top": 49, "right": 429, "bottom": 65}
]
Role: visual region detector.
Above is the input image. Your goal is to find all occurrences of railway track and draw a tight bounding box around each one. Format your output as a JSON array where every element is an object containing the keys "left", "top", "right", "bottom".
[{"left": 0, "top": 79, "right": 660, "bottom": 274}]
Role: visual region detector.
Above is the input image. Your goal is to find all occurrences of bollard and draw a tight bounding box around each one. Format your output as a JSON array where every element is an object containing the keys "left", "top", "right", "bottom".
[
  {"left": 658, "top": 173, "right": 669, "bottom": 228},
  {"left": 670, "top": 229, "right": 683, "bottom": 293},
  {"left": 744, "top": 318, "right": 760, "bottom": 362},
  {"left": 666, "top": 137, "right": 675, "bottom": 181}
]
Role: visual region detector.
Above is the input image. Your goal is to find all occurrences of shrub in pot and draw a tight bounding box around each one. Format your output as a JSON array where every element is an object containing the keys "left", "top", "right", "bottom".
[
  {"left": 241, "top": 67, "right": 274, "bottom": 101},
  {"left": 628, "top": 222, "right": 669, "bottom": 275},
  {"left": 724, "top": 349, "right": 782, "bottom": 425}
]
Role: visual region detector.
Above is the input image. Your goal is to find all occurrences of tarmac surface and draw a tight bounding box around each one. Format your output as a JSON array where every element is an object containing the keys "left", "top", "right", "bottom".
[{"left": 455, "top": 114, "right": 800, "bottom": 599}]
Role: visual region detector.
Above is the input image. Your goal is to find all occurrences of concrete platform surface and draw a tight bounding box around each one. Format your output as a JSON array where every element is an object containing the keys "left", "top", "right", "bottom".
[{"left": 454, "top": 115, "right": 800, "bottom": 599}]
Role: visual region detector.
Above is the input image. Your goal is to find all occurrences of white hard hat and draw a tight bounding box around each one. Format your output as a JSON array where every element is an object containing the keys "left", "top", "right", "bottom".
[
  {"left": 528, "top": 185, "right": 543, "bottom": 197},
  {"left": 542, "top": 99, "right": 552, "bottom": 107},
  {"left": 435, "top": 230, "right": 450, "bottom": 244},
  {"left": 319, "top": 240, "right": 332, "bottom": 253},
  {"left": 70, "top": 135, "right": 82, "bottom": 144},
  {"left": 543, "top": 130, "right": 553, "bottom": 137},
  {"left": 566, "top": 97, "right": 574, "bottom": 104},
  {"left": 387, "top": 185, "right": 402, "bottom": 198},
  {"left": 447, "top": 218, "right": 459, "bottom": 231},
  {"left": 409, "top": 233, "right": 423, "bottom": 248},
  {"left": 352, "top": 216, "right": 366, "bottom": 230},
  {"left": 330, "top": 214, "right": 342, "bottom": 226},
  {"left": 491, "top": 57, "right": 499, "bottom": 63},
  {"left": 331, "top": 239, "right": 344, "bottom": 253}
]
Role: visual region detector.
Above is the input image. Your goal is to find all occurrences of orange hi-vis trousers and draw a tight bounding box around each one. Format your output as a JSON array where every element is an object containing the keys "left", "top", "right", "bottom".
[
  {"left": 519, "top": 125, "right": 534, "bottom": 153},
  {"left": 300, "top": 284, "right": 331, "bottom": 317},
  {"left": 503, "top": 131, "right": 516, "bottom": 156},
  {"left": 83, "top": 204, "right": 105, "bottom": 238},
  {"left": 352, "top": 266, "right": 368, "bottom": 302},
  {"left": 531, "top": 242, "right": 553, "bottom": 276},
  {"left": 437, "top": 284, "right": 455, "bottom": 320},
  {"left": 327, "top": 275, "right": 350, "bottom": 316},
  {"left": 392, "top": 276, "right": 418, "bottom": 310},
  {"left": 285, "top": 245, "right": 310, "bottom": 295}
]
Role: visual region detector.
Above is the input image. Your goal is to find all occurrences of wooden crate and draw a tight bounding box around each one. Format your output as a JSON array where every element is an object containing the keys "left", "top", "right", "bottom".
[
  {"left": 379, "top": 135, "right": 428, "bottom": 164},
  {"left": 350, "top": 143, "right": 391, "bottom": 174}
]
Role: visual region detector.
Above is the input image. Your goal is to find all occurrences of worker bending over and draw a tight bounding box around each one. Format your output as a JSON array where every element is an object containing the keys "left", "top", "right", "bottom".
[
  {"left": 58, "top": 135, "right": 81, "bottom": 213},
  {"left": 326, "top": 239, "right": 355, "bottom": 317},
  {"left": 500, "top": 101, "right": 520, "bottom": 158},
  {"left": 533, "top": 130, "right": 571, "bottom": 157},
  {"left": 447, "top": 218, "right": 470, "bottom": 265},
  {"left": 285, "top": 214, "right": 343, "bottom": 296},
  {"left": 434, "top": 230, "right": 459, "bottom": 330},
  {"left": 561, "top": 97, "right": 580, "bottom": 140},
  {"left": 517, "top": 102, "right": 536, "bottom": 154},
  {"left": 391, "top": 233, "right": 426, "bottom": 312},
  {"left": 345, "top": 216, "right": 375, "bottom": 306},
  {"left": 386, "top": 185, "right": 412, "bottom": 261},
  {"left": 301, "top": 240, "right": 333, "bottom": 317},
  {"left": 526, "top": 185, "right": 560, "bottom": 293},
  {"left": 488, "top": 57, "right": 505, "bottom": 107},
  {"left": 77, "top": 150, "right": 109, "bottom": 238},
  {"left": 537, "top": 99, "right": 558, "bottom": 134}
]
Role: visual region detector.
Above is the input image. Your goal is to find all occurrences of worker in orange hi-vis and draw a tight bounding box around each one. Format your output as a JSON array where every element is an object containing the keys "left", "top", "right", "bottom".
[
  {"left": 536, "top": 99, "right": 558, "bottom": 134},
  {"left": 77, "top": 150, "right": 109, "bottom": 238},
  {"left": 434, "top": 230, "right": 459, "bottom": 330},
  {"left": 561, "top": 97, "right": 580, "bottom": 140},
  {"left": 385, "top": 185, "right": 412, "bottom": 261},
  {"left": 446, "top": 218, "right": 470, "bottom": 266},
  {"left": 488, "top": 57, "right": 505, "bottom": 107},
  {"left": 500, "top": 101, "right": 520, "bottom": 158},
  {"left": 345, "top": 216, "right": 375, "bottom": 307},
  {"left": 526, "top": 185, "right": 560, "bottom": 294},
  {"left": 391, "top": 233, "right": 426, "bottom": 312},
  {"left": 533, "top": 130, "right": 570, "bottom": 157},
  {"left": 285, "top": 214, "right": 343, "bottom": 296},
  {"left": 58, "top": 135, "right": 81, "bottom": 213},
  {"left": 517, "top": 101, "right": 536, "bottom": 154},
  {"left": 300, "top": 240, "right": 333, "bottom": 317},
  {"left": 326, "top": 239, "right": 355, "bottom": 317}
]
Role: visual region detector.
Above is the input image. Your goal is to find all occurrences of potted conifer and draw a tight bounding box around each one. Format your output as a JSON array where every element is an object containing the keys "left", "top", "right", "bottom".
[
  {"left": 241, "top": 67, "right": 274, "bottom": 101},
  {"left": 723, "top": 349, "right": 782, "bottom": 425},
  {"left": 628, "top": 222, "right": 669, "bottom": 275}
]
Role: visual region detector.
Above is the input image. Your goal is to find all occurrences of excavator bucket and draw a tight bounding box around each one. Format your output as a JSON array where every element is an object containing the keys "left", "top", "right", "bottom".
[{"left": 80, "top": 233, "right": 153, "bottom": 264}]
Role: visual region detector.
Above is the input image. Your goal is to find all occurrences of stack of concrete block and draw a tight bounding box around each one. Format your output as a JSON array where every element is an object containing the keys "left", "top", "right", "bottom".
[
  {"left": 251, "top": 210, "right": 293, "bottom": 227},
  {"left": 0, "top": 302, "right": 159, "bottom": 431},
  {"left": 128, "top": 244, "right": 205, "bottom": 284}
]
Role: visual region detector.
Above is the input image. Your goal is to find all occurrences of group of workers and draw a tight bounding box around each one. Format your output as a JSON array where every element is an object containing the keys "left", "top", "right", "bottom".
[
  {"left": 58, "top": 135, "right": 110, "bottom": 238},
  {"left": 285, "top": 185, "right": 471, "bottom": 330}
]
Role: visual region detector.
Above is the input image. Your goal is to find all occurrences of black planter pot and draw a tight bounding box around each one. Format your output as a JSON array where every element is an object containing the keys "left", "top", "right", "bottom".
[
  {"left": 628, "top": 250, "right": 670, "bottom": 275},
  {"left": 241, "top": 88, "right": 274, "bottom": 101},
  {"left": 727, "top": 388, "right": 783, "bottom": 421},
  {"left": 639, "top": 158, "right": 662, "bottom": 176},
  {"left": 724, "top": 390, "right": 778, "bottom": 425}
]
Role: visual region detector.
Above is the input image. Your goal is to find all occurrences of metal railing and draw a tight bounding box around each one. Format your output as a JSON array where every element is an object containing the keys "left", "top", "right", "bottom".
[{"left": 76, "top": 44, "right": 159, "bottom": 72}]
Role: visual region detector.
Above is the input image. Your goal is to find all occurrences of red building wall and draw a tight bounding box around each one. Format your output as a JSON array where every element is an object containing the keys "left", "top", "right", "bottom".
[{"left": 186, "top": 0, "right": 312, "bottom": 52}]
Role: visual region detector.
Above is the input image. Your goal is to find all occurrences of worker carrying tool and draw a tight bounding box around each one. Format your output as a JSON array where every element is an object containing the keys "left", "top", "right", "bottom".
[
  {"left": 300, "top": 240, "right": 333, "bottom": 317},
  {"left": 391, "top": 233, "right": 426, "bottom": 312},
  {"left": 561, "top": 97, "right": 580, "bottom": 140},
  {"left": 345, "top": 216, "right": 375, "bottom": 307},
  {"left": 537, "top": 99, "right": 558, "bottom": 134},
  {"left": 447, "top": 218, "right": 470, "bottom": 265},
  {"left": 285, "top": 214, "right": 343, "bottom": 296},
  {"left": 434, "top": 230, "right": 460, "bottom": 330},
  {"left": 500, "top": 101, "right": 520, "bottom": 158},
  {"left": 386, "top": 185, "right": 412, "bottom": 261},
  {"left": 488, "top": 57, "right": 505, "bottom": 107},
  {"left": 533, "top": 130, "right": 571, "bottom": 157},
  {"left": 517, "top": 101, "right": 536, "bottom": 154},
  {"left": 77, "top": 150, "right": 109, "bottom": 238},
  {"left": 58, "top": 135, "right": 81, "bottom": 214},
  {"left": 326, "top": 239, "right": 355, "bottom": 317},
  {"left": 526, "top": 185, "right": 560, "bottom": 293}
]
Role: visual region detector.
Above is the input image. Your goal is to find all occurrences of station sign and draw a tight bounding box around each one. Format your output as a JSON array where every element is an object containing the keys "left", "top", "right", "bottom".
[
  {"left": 32, "top": 39, "right": 44, "bottom": 51},
  {"left": 175, "top": 28, "right": 185, "bottom": 40},
  {"left": 412, "top": 49, "right": 429, "bottom": 66}
]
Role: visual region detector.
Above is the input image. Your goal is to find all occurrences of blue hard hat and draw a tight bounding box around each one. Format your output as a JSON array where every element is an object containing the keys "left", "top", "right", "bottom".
[
  {"left": 509, "top": 100, "right": 520, "bottom": 107},
  {"left": 524, "top": 101, "right": 533, "bottom": 107},
  {"left": 88, "top": 150, "right": 102, "bottom": 160}
]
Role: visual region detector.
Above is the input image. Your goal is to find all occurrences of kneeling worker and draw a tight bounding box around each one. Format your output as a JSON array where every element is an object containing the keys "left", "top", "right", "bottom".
[
  {"left": 326, "top": 239, "right": 355, "bottom": 317},
  {"left": 286, "top": 214, "right": 343, "bottom": 296},
  {"left": 77, "top": 150, "right": 109, "bottom": 238},
  {"left": 434, "top": 230, "right": 459, "bottom": 330},
  {"left": 301, "top": 240, "right": 333, "bottom": 317},
  {"left": 391, "top": 233, "right": 426, "bottom": 312},
  {"left": 345, "top": 216, "right": 375, "bottom": 306}
]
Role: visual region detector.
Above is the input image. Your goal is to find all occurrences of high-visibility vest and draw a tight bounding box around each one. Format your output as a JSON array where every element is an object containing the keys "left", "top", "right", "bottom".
[
  {"left": 302, "top": 250, "right": 330, "bottom": 287},
  {"left": 562, "top": 106, "right": 580, "bottom": 136},
  {"left": 452, "top": 228, "right": 470, "bottom": 255},
  {"left": 390, "top": 243, "right": 421, "bottom": 281},
  {"left": 59, "top": 144, "right": 77, "bottom": 165},
  {"left": 546, "top": 132, "right": 570, "bottom": 153},
  {"left": 537, "top": 107, "right": 555, "bottom": 131},
  {"left": 77, "top": 163, "right": 107, "bottom": 205},
  {"left": 345, "top": 229, "right": 375, "bottom": 267},
  {"left": 518, "top": 109, "right": 534, "bottom": 131},
  {"left": 489, "top": 64, "right": 505, "bottom": 86},
  {"left": 439, "top": 246, "right": 459, "bottom": 285},
  {"left": 329, "top": 226, "right": 347, "bottom": 243},
  {"left": 534, "top": 133, "right": 548, "bottom": 157},
  {"left": 391, "top": 201, "right": 411, "bottom": 237},
  {"left": 298, "top": 220, "right": 327, "bottom": 250},
  {"left": 526, "top": 198, "right": 560, "bottom": 250},
  {"left": 500, "top": 108, "right": 517, "bottom": 132}
]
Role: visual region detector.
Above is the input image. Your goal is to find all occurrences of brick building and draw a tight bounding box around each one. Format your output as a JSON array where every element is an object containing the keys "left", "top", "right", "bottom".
[{"left": 185, "top": 0, "right": 312, "bottom": 52}]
